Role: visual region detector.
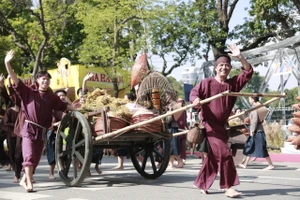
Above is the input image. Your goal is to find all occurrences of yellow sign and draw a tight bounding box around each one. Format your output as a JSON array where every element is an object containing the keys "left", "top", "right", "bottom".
[{"left": 20, "top": 64, "right": 131, "bottom": 100}]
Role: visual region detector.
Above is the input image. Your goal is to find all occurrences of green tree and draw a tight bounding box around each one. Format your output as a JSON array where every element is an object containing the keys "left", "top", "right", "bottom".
[
  {"left": 75, "top": 0, "right": 148, "bottom": 97},
  {"left": 233, "top": 0, "right": 300, "bottom": 49},
  {"left": 147, "top": 1, "right": 202, "bottom": 76},
  {"left": 0, "top": 0, "right": 74, "bottom": 77},
  {"left": 284, "top": 87, "right": 298, "bottom": 107},
  {"left": 167, "top": 76, "right": 184, "bottom": 98}
]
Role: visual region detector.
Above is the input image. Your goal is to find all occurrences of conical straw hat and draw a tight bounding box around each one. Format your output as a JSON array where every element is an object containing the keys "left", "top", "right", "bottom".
[{"left": 130, "top": 53, "right": 150, "bottom": 89}]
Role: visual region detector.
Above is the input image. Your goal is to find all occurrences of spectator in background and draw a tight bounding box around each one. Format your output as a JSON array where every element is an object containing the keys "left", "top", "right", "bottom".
[
  {"left": 2, "top": 75, "right": 22, "bottom": 183},
  {"left": 166, "top": 95, "right": 184, "bottom": 169},
  {"left": 176, "top": 98, "right": 188, "bottom": 164},
  {"left": 238, "top": 96, "right": 274, "bottom": 170},
  {"left": 46, "top": 89, "right": 71, "bottom": 180},
  {"left": 0, "top": 74, "right": 12, "bottom": 170}
]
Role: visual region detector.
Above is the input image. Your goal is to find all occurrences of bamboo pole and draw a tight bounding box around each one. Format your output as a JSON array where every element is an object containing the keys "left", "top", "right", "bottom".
[
  {"left": 94, "top": 90, "right": 231, "bottom": 141},
  {"left": 227, "top": 91, "right": 286, "bottom": 98},
  {"left": 228, "top": 97, "right": 281, "bottom": 121},
  {"left": 173, "top": 130, "right": 189, "bottom": 137},
  {"left": 174, "top": 96, "right": 283, "bottom": 137}
]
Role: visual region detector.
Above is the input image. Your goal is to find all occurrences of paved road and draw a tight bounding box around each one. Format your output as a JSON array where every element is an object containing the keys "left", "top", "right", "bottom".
[{"left": 0, "top": 154, "right": 300, "bottom": 200}]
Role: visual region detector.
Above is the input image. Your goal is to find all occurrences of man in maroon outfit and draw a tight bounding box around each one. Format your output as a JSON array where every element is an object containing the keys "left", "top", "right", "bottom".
[
  {"left": 189, "top": 44, "right": 253, "bottom": 198},
  {"left": 4, "top": 50, "right": 76, "bottom": 192},
  {"left": 3, "top": 78, "right": 22, "bottom": 183}
]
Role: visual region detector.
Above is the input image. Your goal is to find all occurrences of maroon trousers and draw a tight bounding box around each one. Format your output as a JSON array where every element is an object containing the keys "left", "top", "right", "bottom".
[
  {"left": 194, "top": 135, "right": 239, "bottom": 190},
  {"left": 22, "top": 136, "right": 44, "bottom": 174}
]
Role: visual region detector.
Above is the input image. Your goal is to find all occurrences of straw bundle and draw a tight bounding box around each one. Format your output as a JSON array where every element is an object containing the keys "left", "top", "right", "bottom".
[{"left": 80, "top": 88, "right": 132, "bottom": 121}]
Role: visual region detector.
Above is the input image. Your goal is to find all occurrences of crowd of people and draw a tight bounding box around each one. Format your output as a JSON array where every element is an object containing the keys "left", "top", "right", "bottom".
[{"left": 0, "top": 44, "right": 299, "bottom": 198}]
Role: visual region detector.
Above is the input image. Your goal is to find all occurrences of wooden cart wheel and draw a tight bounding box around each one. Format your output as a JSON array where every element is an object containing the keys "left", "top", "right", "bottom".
[
  {"left": 55, "top": 111, "right": 93, "bottom": 186},
  {"left": 129, "top": 138, "right": 170, "bottom": 179}
]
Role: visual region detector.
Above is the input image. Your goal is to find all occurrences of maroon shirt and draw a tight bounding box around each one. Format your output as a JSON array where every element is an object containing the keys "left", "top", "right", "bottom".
[
  {"left": 189, "top": 67, "right": 253, "bottom": 138},
  {"left": 13, "top": 81, "right": 68, "bottom": 140}
]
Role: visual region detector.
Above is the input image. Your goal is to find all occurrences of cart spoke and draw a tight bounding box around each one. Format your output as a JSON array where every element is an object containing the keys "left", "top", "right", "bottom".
[
  {"left": 134, "top": 148, "right": 144, "bottom": 155},
  {"left": 74, "top": 138, "right": 85, "bottom": 148},
  {"left": 72, "top": 156, "right": 78, "bottom": 179},
  {"left": 153, "top": 148, "right": 164, "bottom": 159},
  {"left": 58, "top": 130, "right": 72, "bottom": 144},
  {"left": 74, "top": 121, "right": 82, "bottom": 139},
  {"left": 153, "top": 148, "right": 165, "bottom": 159},
  {"left": 68, "top": 117, "right": 77, "bottom": 137},
  {"left": 58, "top": 130, "right": 67, "bottom": 139},
  {"left": 149, "top": 151, "right": 157, "bottom": 172},
  {"left": 64, "top": 157, "right": 72, "bottom": 176},
  {"left": 141, "top": 151, "right": 148, "bottom": 170},
  {"left": 74, "top": 150, "right": 84, "bottom": 164}
]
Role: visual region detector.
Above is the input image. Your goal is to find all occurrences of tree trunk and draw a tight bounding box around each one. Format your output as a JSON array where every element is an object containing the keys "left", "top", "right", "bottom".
[
  {"left": 112, "top": 77, "right": 119, "bottom": 98},
  {"left": 112, "top": 7, "right": 119, "bottom": 98}
]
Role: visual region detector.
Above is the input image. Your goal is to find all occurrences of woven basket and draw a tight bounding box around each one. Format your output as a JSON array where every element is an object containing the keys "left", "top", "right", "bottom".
[
  {"left": 130, "top": 113, "right": 162, "bottom": 133},
  {"left": 187, "top": 123, "right": 205, "bottom": 144},
  {"left": 94, "top": 116, "right": 128, "bottom": 136}
]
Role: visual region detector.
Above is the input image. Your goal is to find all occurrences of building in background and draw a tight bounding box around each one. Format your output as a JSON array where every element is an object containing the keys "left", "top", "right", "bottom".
[
  {"left": 180, "top": 66, "right": 204, "bottom": 126},
  {"left": 181, "top": 66, "right": 203, "bottom": 85}
]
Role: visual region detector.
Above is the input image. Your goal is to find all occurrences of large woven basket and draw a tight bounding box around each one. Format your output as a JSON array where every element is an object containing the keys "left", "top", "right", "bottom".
[
  {"left": 130, "top": 113, "right": 162, "bottom": 133},
  {"left": 94, "top": 116, "right": 128, "bottom": 136},
  {"left": 187, "top": 123, "right": 205, "bottom": 144}
]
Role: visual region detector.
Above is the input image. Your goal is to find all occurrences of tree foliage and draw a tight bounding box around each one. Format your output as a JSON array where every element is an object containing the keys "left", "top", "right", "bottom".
[
  {"left": 233, "top": 0, "right": 300, "bottom": 50},
  {"left": 0, "top": 0, "right": 74, "bottom": 77},
  {"left": 74, "top": 0, "right": 150, "bottom": 97},
  {"left": 147, "top": 1, "right": 202, "bottom": 76},
  {"left": 284, "top": 87, "right": 298, "bottom": 107},
  {"left": 167, "top": 76, "right": 184, "bottom": 98},
  {"left": 0, "top": 0, "right": 299, "bottom": 100}
]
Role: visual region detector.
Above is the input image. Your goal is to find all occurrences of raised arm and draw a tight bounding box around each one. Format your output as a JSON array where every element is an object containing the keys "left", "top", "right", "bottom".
[
  {"left": 81, "top": 72, "right": 93, "bottom": 95},
  {"left": 4, "top": 50, "right": 19, "bottom": 85},
  {"left": 228, "top": 44, "right": 251, "bottom": 71}
]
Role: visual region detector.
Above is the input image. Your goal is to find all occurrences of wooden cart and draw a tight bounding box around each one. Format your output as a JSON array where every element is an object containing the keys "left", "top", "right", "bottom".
[
  {"left": 54, "top": 108, "right": 173, "bottom": 186},
  {"left": 54, "top": 90, "right": 232, "bottom": 187}
]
